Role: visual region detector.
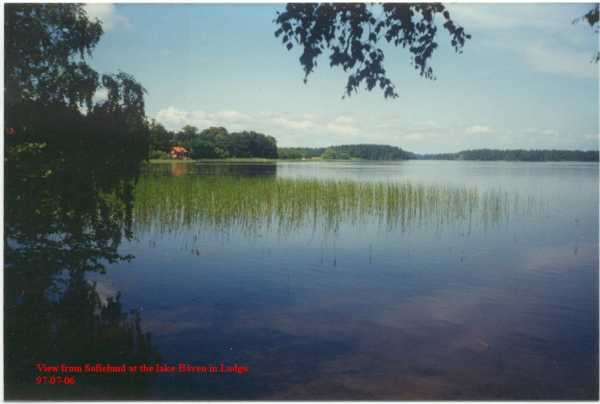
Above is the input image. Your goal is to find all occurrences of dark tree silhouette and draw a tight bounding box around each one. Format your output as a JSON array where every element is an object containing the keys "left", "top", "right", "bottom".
[
  {"left": 5, "top": 122, "right": 162, "bottom": 398},
  {"left": 149, "top": 120, "right": 174, "bottom": 152},
  {"left": 4, "top": 4, "right": 103, "bottom": 108},
  {"left": 5, "top": 5, "right": 159, "bottom": 398},
  {"left": 149, "top": 125, "right": 279, "bottom": 159},
  {"left": 4, "top": 3, "right": 149, "bottom": 159},
  {"left": 274, "top": 3, "right": 470, "bottom": 98}
]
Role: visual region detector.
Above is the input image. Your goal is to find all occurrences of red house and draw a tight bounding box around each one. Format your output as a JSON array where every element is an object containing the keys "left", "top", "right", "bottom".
[{"left": 169, "top": 146, "right": 190, "bottom": 160}]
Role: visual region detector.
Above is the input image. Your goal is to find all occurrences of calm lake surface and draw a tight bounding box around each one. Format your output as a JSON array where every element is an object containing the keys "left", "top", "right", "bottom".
[{"left": 82, "top": 160, "right": 598, "bottom": 399}]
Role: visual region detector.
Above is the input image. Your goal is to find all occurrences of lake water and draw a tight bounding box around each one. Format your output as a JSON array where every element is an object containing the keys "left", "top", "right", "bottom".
[{"left": 8, "top": 160, "right": 599, "bottom": 399}]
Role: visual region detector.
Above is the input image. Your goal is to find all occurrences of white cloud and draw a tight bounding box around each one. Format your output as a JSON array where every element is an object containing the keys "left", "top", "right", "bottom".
[
  {"left": 449, "top": 4, "right": 525, "bottom": 30},
  {"left": 215, "top": 110, "right": 250, "bottom": 122},
  {"left": 519, "top": 43, "right": 598, "bottom": 79},
  {"left": 84, "top": 4, "right": 130, "bottom": 32},
  {"left": 152, "top": 107, "right": 506, "bottom": 152},
  {"left": 270, "top": 116, "right": 315, "bottom": 131},
  {"left": 155, "top": 107, "right": 361, "bottom": 138},
  {"left": 449, "top": 4, "right": 598, "bottom": 80},
  {"left": 523, "top": 128, "right": 560, "bottom": 137},
  {"left": 448, "top": 4, "right": 571, "bottom": 31},
  {"left": 152, "top": 107, "right": 593, "bottom": 152},
  {"left": 465, "top": 125, "right": 495, "bottom": 135},
  {"left": 401, "top": 132, "right": 426, "bottom": 141},
  {"left": 418, "top": 120, "right": 440, "bottom": 129},
  {"left": 373, "top": 118, "right": 441, "bottom": 132},
  {"left": 539, "top": 128, "right": 559, "bottom": 136},
  {"left": 325, "top": 116, "right": 359, "bottom": 136},
  {"left": 156, "top": 106, "right": 190, "bottom": 128}
]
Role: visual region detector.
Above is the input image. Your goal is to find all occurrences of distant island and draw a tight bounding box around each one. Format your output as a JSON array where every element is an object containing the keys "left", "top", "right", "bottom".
[
  {"left": 278, "top": 145, "right": 599, "bottom": 162},
  {"left": 419, "top": 149, "right": 599, "bottom": 162},
  {"left": 148, "top": 123, "right": 598, "bottom": 162},
  {"left": 278, "top": 144, "right": 415, "bottom": 160}
]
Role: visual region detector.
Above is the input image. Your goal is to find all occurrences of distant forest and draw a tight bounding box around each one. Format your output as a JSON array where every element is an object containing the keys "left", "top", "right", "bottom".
[
  {"left": 150, "top": 123, "right": 277, "bottom": 159},
  {"left": 419, "top": 149, "right": 599, "bottom": 162},
  {"left": 149, "top": 123, "right": 598, "bottom": 162},
  {"left": 279, "top": 144, "right": 415, "bottom": 160},
  {"left": 279, "top": 145, "right": 598, "bottom": 162}
]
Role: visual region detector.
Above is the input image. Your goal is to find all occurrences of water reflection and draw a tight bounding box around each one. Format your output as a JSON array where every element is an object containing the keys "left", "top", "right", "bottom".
[
  {"left": 6, "top": 159, "right": 597, "bottom": 400},
  {"left": 5, "top": 149, "right": 161, "bottom": 399},
  {"left": 145, "top": 161, "right": 278, "bottom": 177},
  {"left": 117, "top": 161, "right": 595, "bottom": 400}
]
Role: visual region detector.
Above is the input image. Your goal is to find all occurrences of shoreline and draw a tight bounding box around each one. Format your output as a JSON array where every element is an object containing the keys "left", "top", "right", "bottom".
[{"left": 147, "top": 158, "right": 600, "bottom": 164}]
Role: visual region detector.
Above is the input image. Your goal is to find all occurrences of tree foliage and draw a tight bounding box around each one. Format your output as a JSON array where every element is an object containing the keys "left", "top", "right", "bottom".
[
  {"left": 321, "top": 148, "right": 351, "bottom": 160},
  {"left": 274, "top": 3, "right": 470, "bottom": 98},
  {"left": 4, "top": 6, "right": 159, "bottom": 398},
  {"left": 4, "top": 4, "right": 103, "bottom": 108},
  {"left": 331, "top": 144, "right": 415, "bottom": 159},
  {"left": 278, "top": 147, "right": 319, "bottom": 159},
  {"left": 279, "top": 144, "right": 414, "bottom": 160},
  {"left": 149, "top": 125, "right": 279, "bottom": 159},
  {"left": 4, "top": 4, "right": 150, "bottom": 168},
  {"left": 148, "top": 120, "right": 173, "bottom": 152}
]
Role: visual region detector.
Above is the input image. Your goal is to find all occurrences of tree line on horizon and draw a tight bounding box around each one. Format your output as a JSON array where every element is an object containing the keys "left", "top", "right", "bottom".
[
  {"left": 419, "top": 149, "right": 599, "bottom": 162},
  {"left": 278, "top": 144, "right": 416, "bottom": 160},
  {"left": 149, "top": 122, "right": 277, "bottom": 159},
  {"left": 149, "top": 121, "right": 598, "bottom": 162},
  {"left": 278, "top": 145, "right": 599, "bottom": 162}
]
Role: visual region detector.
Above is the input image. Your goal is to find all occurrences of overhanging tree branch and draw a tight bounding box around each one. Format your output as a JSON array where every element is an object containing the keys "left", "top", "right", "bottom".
[{"left": 274, "top": 3, "right": 471, "bottom": 99}]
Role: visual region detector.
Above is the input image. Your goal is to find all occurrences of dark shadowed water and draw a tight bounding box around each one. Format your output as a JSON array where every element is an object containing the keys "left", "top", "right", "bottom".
[{"left": 7, "top": 160, "right": 599, "bottom": 399}]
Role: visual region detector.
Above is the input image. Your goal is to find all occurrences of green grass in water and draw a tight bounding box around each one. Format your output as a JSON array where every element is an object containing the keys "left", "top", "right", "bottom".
[{"left": 132, "top": 173, "right": 536, "bottom": 237}]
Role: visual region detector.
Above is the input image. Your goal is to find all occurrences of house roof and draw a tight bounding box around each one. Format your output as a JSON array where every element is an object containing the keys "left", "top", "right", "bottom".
[{"left": 171, "top": 146, "right": 188, "bottom": 153}]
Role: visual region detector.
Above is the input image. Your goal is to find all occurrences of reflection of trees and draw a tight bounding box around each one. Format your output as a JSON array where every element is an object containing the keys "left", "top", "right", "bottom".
[
  {"left": 144, "top": 161, "right": 278, "bottom": 178},
  {"left": 5, "top": 4, "right": 160, "bottom": 398},
  {"left": 5, "top": 272, "right": 161, "bottom": 399},
  {"left": 5, "top": 121, "right": 160, "bottom": 400}
]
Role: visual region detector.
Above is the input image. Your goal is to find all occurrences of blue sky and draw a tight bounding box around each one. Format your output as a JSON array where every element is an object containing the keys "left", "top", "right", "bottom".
[{"left": 85, "top": 3, "right": 598, "bottom": 153}]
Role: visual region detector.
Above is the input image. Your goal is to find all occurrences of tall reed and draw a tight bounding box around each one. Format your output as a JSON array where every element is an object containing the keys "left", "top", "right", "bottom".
[{"left": 131, "top": 174, "right": 535, "bottom": 237}]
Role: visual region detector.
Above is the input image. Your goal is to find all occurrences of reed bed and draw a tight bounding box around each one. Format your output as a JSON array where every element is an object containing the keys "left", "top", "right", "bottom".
[{"left": 131, "top": 174, "right": 535, "bottom": 237}]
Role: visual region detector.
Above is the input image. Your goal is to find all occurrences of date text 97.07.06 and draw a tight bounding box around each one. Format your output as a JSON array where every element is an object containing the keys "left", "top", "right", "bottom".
[{"left": 35, "top": 376, "right": 76, "bottom": 385}]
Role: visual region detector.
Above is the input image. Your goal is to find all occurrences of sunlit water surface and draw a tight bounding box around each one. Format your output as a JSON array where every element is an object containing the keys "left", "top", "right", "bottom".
[{"left": 92, "top": 160, "right": 598, "bottom": 399}]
